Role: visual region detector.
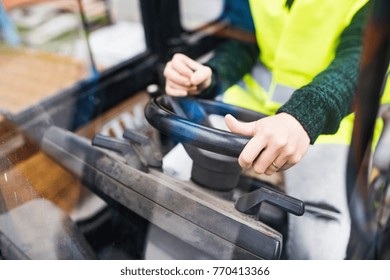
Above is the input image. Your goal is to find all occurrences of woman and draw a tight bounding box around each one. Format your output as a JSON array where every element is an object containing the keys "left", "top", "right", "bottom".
[{"left": 163, "top": 0, "right": 370, "bottom": 259}]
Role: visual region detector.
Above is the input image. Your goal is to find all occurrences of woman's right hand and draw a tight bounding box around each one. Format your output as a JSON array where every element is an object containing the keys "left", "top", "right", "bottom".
[{"left": 163, "top": 53, "right": 212, "bottom": 96}]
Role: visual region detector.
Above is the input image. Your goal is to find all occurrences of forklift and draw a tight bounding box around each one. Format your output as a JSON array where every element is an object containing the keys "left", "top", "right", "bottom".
[{"left": 0, "top": 0, "right": 389, "bottom": 260}]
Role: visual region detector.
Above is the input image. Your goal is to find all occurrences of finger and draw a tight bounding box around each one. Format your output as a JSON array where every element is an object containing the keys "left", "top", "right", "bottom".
[
  {"left": 187, "top": 85, "right": 199, "bottom": 92},
  {"left": 264, "top": 156, "right": 287, "bottom": 175},
  {"left": 172, "top": 54, "right": 200, "bottom": 77},
  {"left": 224, "top": 114, "right": 256, "bottom": 137},
  {"left": 166, "top": 80, "right": 195, "bottom": 91},
  {"left": 276, "top": 155, "right": 300, "bottom": 171},
  {"left": 238, "top": 134, "right": 266, "bottom": 169},
  {"left": 180, "top": 55, "right": 204, "bottom": 72},
  {"left": 165, "top": 83, "right": 188, "bottom": 96},
  {"left": 272, "top": 143, "right": 305, "bottom": 171},
  {"left": 164, "top": 64, "right": 192, "bottom": 86},
  {"left": 165, "top": 82, "right": 198, "bottom": 96},
  {"left": 251, "top": 145, "right": 281, "bottom": 174},
  {"left": 171, "top": 60, "right": 194, "bottom": 79},
  {"left": 187, "top": 84, "right": 205, "bottom": 95},
  {"left": 190, "top": 67, "right": 212, "bottom": 86},
  {"left": 278, "top": 162, "right": 295, "bottom": 171}
]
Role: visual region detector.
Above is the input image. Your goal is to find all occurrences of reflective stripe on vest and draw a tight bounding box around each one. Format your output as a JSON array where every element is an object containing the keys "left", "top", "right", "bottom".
[
  {"left": 237, "top": 62, "right": 296, "bottom": 105},
  {"left": 223, "top": 0, "right": 368, "bottom": 145}
]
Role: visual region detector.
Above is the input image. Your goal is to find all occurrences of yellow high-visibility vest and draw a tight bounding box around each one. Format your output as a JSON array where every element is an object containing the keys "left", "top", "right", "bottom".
[{"left": 223, "top": 0, "right": 372, "bottom": 145}]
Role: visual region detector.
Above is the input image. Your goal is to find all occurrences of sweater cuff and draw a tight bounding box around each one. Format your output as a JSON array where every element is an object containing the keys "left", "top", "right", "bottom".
[{"left": 276, "top": 90, "right": 328, "bottom": 144}]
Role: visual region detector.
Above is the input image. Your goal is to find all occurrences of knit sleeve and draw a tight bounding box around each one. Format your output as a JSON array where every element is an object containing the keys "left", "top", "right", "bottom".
[
  {"left": 276, "top": 4, "right": 369, "bottom": 144},
  {"left": 198, "top": 38, "right": 259, "bottom": 99}
]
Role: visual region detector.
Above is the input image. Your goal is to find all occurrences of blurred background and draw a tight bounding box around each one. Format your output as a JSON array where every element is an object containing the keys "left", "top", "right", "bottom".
[{"left": 0, "top": 0, "right": 223, "bottom": 114}]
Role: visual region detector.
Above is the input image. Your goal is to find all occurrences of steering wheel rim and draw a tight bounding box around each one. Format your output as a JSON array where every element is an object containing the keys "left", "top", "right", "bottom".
[{"left": 144, "top": 95, "right": 266, "bottom": 158}]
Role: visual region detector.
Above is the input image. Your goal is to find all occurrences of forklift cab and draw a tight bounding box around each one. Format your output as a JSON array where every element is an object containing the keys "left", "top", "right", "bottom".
[{"left": 0, "top": 0, "right": 389, "bottom": 260}]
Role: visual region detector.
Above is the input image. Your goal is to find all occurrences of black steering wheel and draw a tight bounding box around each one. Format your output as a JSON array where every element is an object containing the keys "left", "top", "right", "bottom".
[
  {"left": 144, "top": 95, "right": 266, "bottom": 158},
  {"left": 145, "top": 95, "right": 305, "bottom": 216}
]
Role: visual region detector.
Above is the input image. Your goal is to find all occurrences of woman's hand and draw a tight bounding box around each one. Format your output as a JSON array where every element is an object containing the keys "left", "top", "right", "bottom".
[
  {"left": 163, "top": 53, "right": 212, "bottom": 96},
  {"left": 224, "top": 113, "right": 310, "bottom": 175}
]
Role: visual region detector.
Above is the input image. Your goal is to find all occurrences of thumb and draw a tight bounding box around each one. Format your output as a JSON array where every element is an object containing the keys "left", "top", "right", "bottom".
[
  {"left": 224, "top": 114, "right": 256, "bottom": 137},
  {"left": 190, "top": 66, "right": 211, "bottom": 86}
]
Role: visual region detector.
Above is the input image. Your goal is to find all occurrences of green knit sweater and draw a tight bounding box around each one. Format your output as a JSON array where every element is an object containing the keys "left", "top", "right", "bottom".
[{"left": 201, "top": 3, "right": 369, "bottom": 144}]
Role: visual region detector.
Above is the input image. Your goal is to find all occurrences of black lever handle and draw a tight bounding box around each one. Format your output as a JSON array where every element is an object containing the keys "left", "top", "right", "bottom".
[
  {"left": 373, "top": 108, "right": 390, "bottom": 173},
  {"left": 123, "top": 129, "right": 150, "bottom": 145},
  {"left": 235, "top": 183, "right": 305, "bottom": 216},
  {"left": 92, "top": 133, "right": 148, "bottom": 172},
  {"left": 123, "top": 128, "right": 162, "bottom": 168},
  {"left": 92, "top": 133, "right": 131, "bottom": 154}
]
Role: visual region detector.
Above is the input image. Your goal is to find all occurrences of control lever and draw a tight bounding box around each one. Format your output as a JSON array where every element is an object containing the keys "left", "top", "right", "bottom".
[
  {"left": 92, "top": 133, "right": 148, "bottom": 172},
  {"left": 235, "top": 179, "right": 305, "bottom": 217},
  {"left": 123, "top": 128, "right": 162, "bottom": 168},
  {"left": 373, "top": 107, "right": 390, "bottom": 173}
]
